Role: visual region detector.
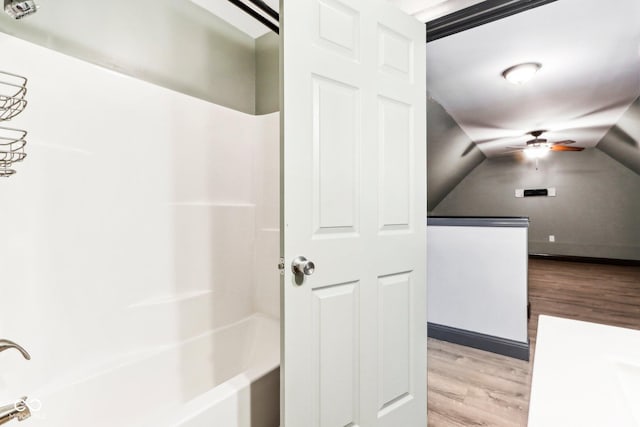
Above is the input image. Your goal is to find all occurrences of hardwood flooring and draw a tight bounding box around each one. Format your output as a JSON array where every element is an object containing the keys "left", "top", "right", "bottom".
[{"left": 427, "top": 258, "right": 640, "bottom": 426}]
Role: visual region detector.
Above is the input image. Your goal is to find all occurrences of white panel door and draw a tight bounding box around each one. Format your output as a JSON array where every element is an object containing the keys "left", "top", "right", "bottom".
[{"left": 280, "top": 0, "right": 426, "bottom": 426}]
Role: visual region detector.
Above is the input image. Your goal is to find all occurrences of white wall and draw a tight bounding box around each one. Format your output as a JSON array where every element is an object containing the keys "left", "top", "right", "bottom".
[
  {"left": 0, "top": 33, "right": 279, "bottom": 407},
  {"left": 252, "top": 115, "right": 280, "bottom": 319},
  {"left": 427, "top": 225, "right": 528, "bottom": 343}
]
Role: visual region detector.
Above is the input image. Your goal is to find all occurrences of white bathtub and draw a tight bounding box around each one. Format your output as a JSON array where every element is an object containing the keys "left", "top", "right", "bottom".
[{"left": 28, "top": 314, "right": 280, "bottom": 427}]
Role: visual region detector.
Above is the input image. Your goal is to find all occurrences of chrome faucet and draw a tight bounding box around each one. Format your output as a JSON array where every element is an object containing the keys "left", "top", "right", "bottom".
[
  {"left": 0, "top": 340, "right": 32, "bottom": 424},
  {"left": 0, "top": 340, "right": 30, "bottom": 360},
  {"left": 0, "top": 397, "right": 31, "bottom": 425}
]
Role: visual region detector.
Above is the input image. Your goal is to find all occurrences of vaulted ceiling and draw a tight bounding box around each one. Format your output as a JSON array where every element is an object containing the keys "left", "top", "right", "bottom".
[
  {"left": 426, "top": 0, "right": 640, "bottom": 158},
  {"left": 201, "top": 0, "right": 640, "bottom": 166},
  {"left": 420, "top": 0, "right": 640, "bottom": 210}
]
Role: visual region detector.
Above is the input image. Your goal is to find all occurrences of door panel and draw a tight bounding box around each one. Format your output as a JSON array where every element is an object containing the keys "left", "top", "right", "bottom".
[
  {"left": 379, "top": 272, "right": 411, "bottom": 410},
  {"left": 378, "top": 25, "right": 414, "bottom": 81},
  {"left": 312, "top": 76, "right": 360, "bottom": 237},
  {"left": 378, "top": 96, "right": 412, "bottom": 231},
  {"left": 281, "top": 0, "right": 426, "bottom": 425},
  {"left": 313, "top": 282, "right": 360, "bottom": 427},
  {"left": 315, "top": 0, "right": 360, "bottom": 60}
]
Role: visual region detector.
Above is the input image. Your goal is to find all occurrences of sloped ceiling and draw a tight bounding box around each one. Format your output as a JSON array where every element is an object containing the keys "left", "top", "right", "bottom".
[
  {"left": 427, "top": 98, "right": 485, "bottom": 211},
  {"left": 427, "top": 0, "right": 640, "bottom": 158},
  {"left": 597, "top": 97, "right": 640, "bottom": 175}
]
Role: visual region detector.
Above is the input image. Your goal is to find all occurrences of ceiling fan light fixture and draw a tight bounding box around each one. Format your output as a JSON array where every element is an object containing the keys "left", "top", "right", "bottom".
[
  {"left": 524, "top": 144, "right": 550, "bottom": 159},
  {"left": 502, "top": 62, "right": 542, "bottom": 85}
]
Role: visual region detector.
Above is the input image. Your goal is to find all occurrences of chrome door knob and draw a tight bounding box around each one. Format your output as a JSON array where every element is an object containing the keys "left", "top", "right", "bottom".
[{"left": 291, "top": 256, "right": 315, "bottom": 276}]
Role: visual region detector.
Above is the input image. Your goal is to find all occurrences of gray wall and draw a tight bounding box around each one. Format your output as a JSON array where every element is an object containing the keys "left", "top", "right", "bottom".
[
  {"left": 255, "top": 32, "right": 280, "bottom": 115},
  {"left": 427, "top": 98, "right": 485, "bottom": 211},
  {"left": 432, "top": 149, "right": 640, "bottom": 260},
  {"left": 0, "top": 0, "right": 258, "bottom": 114},
  {"left": 597, "top": 97, "right": 640, "bottom": 175}
]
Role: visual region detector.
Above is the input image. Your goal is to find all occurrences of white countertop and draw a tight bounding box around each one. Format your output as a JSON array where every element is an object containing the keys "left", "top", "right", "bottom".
[{"left": 529, "top": 315, "right": 640, "bottom": 427}]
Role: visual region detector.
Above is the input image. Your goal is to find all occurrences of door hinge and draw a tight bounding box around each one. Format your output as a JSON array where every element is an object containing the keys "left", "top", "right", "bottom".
[{"left": 278, "top": 258, "right": 285, "bottom": 275}]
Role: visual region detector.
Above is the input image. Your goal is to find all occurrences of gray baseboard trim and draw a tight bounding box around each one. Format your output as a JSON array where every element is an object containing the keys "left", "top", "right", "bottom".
[
  {"left": 529, "top": 253, "right": 640, "bottom": 266},
  {"left": 428, "top": 322, "right": 530, "bottom": 361}
]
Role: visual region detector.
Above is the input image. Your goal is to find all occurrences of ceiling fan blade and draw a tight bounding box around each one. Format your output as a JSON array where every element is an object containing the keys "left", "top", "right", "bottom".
[
  {"left": 506, "top": 146, "right": 525, "bottom": 149},
  {"left": 497, "top": 149, "right": 524, "bottom": 156},
  {"left": 551, "top": 145, "right": 584, "bottom": 152},
  {"left": 552, "top": 140, "right": 576, "bottom": 145},
  {"left": 473, "top": 131, "right": 529, "bottom": 145}
]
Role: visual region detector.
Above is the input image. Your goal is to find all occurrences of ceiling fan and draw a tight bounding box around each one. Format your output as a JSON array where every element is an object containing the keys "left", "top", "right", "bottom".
[
  {"left": 498, "top": 129, "right": 585, "bottom": 169},
  {"left": 505, "top": 130, "right": 584, "bottom": 160},
  {"left": 508, "top": 130, "right": 583, "bottom": 154}
]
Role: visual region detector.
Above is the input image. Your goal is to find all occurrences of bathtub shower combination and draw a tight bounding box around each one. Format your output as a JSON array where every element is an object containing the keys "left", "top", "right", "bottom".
[
  {"left": 39, "top": 314, "right": 279, "bottom": 427},
  {"left": 0, "top": 33, "right": 281, "bottom": 427}
]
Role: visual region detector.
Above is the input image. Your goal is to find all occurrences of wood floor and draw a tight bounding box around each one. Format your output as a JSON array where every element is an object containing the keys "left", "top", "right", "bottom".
[{"left": 427, "top": 258, "right": 640, "bottom": 426}]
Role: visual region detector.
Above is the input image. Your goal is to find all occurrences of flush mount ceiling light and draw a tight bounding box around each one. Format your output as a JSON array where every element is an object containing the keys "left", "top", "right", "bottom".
[{"left": 502, "top": 62, "right": 542, "bottom": 85}]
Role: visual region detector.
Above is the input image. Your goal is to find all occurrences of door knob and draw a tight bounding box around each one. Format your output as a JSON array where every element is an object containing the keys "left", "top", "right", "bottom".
[{"left": 291, "top": 256, "right": 315, "bottom": 276}]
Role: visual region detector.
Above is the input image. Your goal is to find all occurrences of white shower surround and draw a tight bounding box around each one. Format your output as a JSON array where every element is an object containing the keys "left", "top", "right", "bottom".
[
  {"left": 34, "top": 314, "right": 278, "bottom": 427},
  {"left": 0, "top": 33, "right": 280, "bottom": 425}
]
